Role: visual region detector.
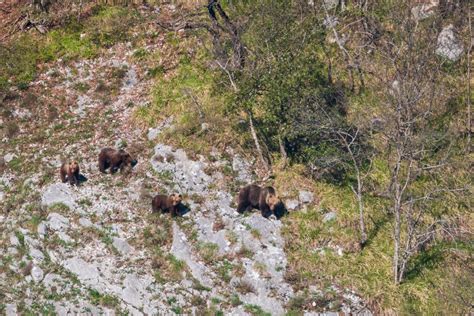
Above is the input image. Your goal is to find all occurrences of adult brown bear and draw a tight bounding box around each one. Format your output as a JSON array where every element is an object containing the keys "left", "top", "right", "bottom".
[
  {"left": 237, "top": 184, "right": 284, "bottom": 218},
  {"left": 152, "top": 193, "right": 183, "bottom": 217},
  {"left": 60, "top": 160, "right": 80, "bottom": 185},
  {"left": 98, "top": 147, "right": 137, "bottom": 174}
]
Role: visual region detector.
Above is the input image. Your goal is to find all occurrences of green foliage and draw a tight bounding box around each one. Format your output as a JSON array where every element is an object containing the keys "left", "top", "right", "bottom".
[
  {"left": 47, "top": 202, "right": 70, "bottom": 213},
  {"left": 216, "top": 259, "right": 233, "bottom": 283},
  {"left": 141, "top": 50, "right": 212, "bottom": 125},
  {"left": 243, "top": 304, "right": 271, "bottom": 316},
  {"left": 41, "top": 26, "right": 98, "bottom": 61},
  {"left": 88, "top": 289, "right": 119, "bottom": 308},
  {"left": 220, "top": 1, "right": 369, "bottom": 182},
  {"left": 229, "top": 294, "right": 242, "bottom": 307}
]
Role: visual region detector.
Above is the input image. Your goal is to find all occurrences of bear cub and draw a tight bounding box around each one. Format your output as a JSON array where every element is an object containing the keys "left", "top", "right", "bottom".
[
  {"left": 152, "top": 193, "right": 183, "bottom": 217},
  {"left": 60, "top": 160, "right": 80, "bottom": 186},
  {"left": 237, "top": 184, "right": 283, "bottom": 218},
  {"left": 98, "top": 147, "right": 137, "bottom": 174}
]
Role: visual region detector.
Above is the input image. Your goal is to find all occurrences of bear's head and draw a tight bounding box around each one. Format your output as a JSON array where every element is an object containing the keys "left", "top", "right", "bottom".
[
  {"left": 69, "top": 160, "right": 79, "bottom": 173},
  {"left": 266, "top": 193, "right": 282, "bottom": 211},
  {"left": 170, "top": 193, "right": 183, "bottom": 206},
  {"left": 120, "top": 150, "right": 138, "bottom": 168}
]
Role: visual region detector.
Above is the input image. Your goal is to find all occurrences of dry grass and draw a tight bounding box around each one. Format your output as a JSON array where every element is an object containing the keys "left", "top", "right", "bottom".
[{"left": 234, "top": 279, "right": 255, "bottom": 295}]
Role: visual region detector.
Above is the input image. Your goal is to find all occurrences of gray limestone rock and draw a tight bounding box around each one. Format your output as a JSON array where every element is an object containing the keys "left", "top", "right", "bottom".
[
  {"left": 232, "top": 154, "right": 253, "bottom": 183},
  {"left": 323, "top": 211, "right": 337, "bottom": 223},
  {"left": 299, "top": 190, "right": 314, "bottom": 204},
  {"left": 78, "top": 217, "right": 93, "bottom": 227},
  {"left": 9, "top": 233, "right": 20, "bottom": 246},
  {"left": 4, "top": 153, "right": 17, "bottom": 163},
  {"left": 31, "top": 265, "right": 44, "bottom": 282},
  {"left": 286, "top": 199, "right": 300, "bottom": 211},
  {"left": 42, "top": 183, "right": 77, "bottom": 210},
  {"left": 5, "top": 304, "right": 17, "bottom": 316},
  {"left": 62, "top": 257, "right": 101, "bottom": 286},
  {"left": 112, "top": 237, "right": 134, "bottom": 255},
  {"left": 46, "top": 213, "right": 70, "bottom": 231},
  {"left": 37, "top": 222, "right": 47, "bottom": 238},
  {"left": 151, "top": 144, "right": 212, "bottom": 194},
  {"left": 436, "top": 24, "right": 464, "bottom": 61},
  {"left": 29, "top": 248, "right": 45, "bottom": 263},
  {"left": 171, "top": 222, "right": 214, "bottom": 287}
]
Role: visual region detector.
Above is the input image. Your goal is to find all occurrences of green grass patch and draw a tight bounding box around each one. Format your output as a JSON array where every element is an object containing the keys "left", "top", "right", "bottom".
[
  {"left": 197, "top": 242, "right": 219, "bottom": 265},
  {"left": 282, "top": 177, "right": 473, "bottom": 314},
  {"left": 0, "top": 6, "right": 141, "bottom": 94},
  {"left": 47, "top": 202, "right": 70, "bottom": 213},
  {"left": 243, "top": 304, "right": 271, "bottom": 316},
  {"left": 132, "top": 34, "right": 234, "bottom": 156},
  {"left": 89, "top": 289, "right": 120, "bottom": 308}
]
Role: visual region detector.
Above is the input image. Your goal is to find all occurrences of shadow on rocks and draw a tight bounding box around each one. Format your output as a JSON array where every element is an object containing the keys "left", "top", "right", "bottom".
[
  {"left": 77, "top": 174, "right": 88, "bottom": 185},
  {"left": 176, "top": 203, "right": 191, "bottom": 216}
]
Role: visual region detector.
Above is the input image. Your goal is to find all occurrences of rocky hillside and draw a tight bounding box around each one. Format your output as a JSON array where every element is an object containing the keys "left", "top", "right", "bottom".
[
  {"left": 0, "top": 4, "right": 372, "bottom": 315},
  {"left": 3, "top": 1, "right": 472, "bottom": 314}
]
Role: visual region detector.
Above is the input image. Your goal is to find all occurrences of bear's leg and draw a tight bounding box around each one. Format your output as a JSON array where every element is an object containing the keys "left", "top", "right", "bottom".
[
  {"left": 237, "top": 201, "right": 249, "bottom": 213},
  {"left": 68, "top": 174, "right": 75, "bottom": 185},
  {"left": 170, "top": 207, "right": 178, "bottom": 217},
  {"left": 60, "top": 170, "right": 67, "bottom": 183},
  {"left": 99, "top": 159, "right": 108, "bottom": 173},
  {"left": 110, "top": 163, "right": 119, "bottom": 174},
  {"left": 260, "top": 204, "right": 273, "bottom": 218},
  {"left": 73, "top": 171, "right": 80, "bottom": 185}
]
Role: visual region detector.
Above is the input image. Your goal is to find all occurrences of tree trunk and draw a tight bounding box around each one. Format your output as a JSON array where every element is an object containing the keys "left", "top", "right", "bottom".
[
  {"left": 393, "top": 197, "right": 401, "bottom": 284},
  {"left": 356, "top": 177, "right": 367, "bottom": 245},
  {"left": 467, "top": 8, "right": 472, "bottom": 148},
  {"left": 350, "top": 165, "right": 367, "bottom": 246},
  {"left": 207, "top": 0, "right": 245, "bottom": 69},
  {"left": 340, "top": 130, "right": 367, "bottom": 247},
  {"left": 248, "top": 111, "right": 269, "bottom": 173}
]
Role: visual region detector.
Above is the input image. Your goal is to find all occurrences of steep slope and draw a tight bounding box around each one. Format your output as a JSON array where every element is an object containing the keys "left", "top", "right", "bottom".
[
  {"left": 0, "top": 5, "right": 373, "bottom": 316},
  {"left": 0, "top": 32, "right": 291, "bottom": 316}
]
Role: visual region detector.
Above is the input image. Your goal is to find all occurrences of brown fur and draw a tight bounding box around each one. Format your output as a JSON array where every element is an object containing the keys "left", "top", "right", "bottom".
[
  {"left": 60, "top": 160, "right": 80, "bottom": 185},
  {"left": 98, "top": 147, "right": 137, "bottom": 174},
  {"left": 237, "top": 184, "right": 282, "bottom": 218},
  {"left": 151, "top": 193, "right": 183, "bottom": 217}
]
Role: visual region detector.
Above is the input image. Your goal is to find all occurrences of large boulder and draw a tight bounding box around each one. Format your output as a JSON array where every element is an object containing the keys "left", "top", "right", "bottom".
[
  {"left": 436, "top": 24, "right": 464, "bottom": 61},
  {"left": 41, "top": 183, "right": 78, "bottom": 210},
  {"left": 46, "top": 213, "right": 70, "bottom": 232}
]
